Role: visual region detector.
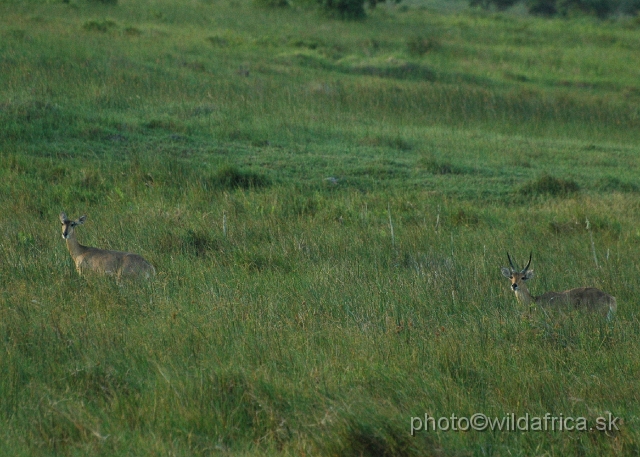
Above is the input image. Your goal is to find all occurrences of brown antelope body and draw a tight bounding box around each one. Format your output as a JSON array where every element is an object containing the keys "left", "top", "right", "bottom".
[
  {"left": 60, "top": 212, "right": 155, "bottom": 279},
  {"left": 501, "top": 253, "right": 616, "bottom": 320}
]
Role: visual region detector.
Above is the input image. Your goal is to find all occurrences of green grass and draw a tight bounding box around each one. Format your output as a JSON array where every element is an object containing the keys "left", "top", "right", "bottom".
[{"left": 1, "top": 0, "right": 640, "bottom": 455}]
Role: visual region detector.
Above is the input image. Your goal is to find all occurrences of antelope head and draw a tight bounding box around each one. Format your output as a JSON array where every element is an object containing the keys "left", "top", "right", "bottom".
[
  {"left": 501, "top": 252, "right": 533, "bottom": 292},
  {"left": 60, "top": 212, "right": 87, "bottom": 240}
]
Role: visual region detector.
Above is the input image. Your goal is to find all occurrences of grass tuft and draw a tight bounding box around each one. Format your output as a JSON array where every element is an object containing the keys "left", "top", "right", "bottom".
[
  {"left": 202, "top": 165, "right": 271, "bottom": 191},
  {"left": 519, "top": 174, "right": 580, "bottom": 197},
  {"left": 325, "top": 408, "right": 434, "bottom": 457},
  {"left": 82, "top": 19, "right": 118, "bottom": 32},
  {"left": 419, "top": 156, "right": 467, "bottom": 175},
  {"left": 406, "top": 35, "right": 439, "bottom": 56}
]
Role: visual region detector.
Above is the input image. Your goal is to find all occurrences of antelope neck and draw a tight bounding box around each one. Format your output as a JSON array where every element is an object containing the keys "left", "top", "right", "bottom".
[
  {"left": 514, "top": 283, "right": 534, "bottom": 306},
  {"left": 65, "top": 232, "right": 88, "bottom": 260}
]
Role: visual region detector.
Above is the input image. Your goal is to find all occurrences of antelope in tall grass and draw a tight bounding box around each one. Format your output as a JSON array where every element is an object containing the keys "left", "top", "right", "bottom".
[
  {"left": 501, "top": 253, "right": 616, "bottom": 320},
  {"left": 60, "top": 212, "right": 155, "bottom": 279}
]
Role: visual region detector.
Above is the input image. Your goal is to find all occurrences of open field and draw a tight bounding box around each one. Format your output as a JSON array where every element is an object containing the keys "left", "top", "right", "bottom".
[{"left": 1, "top": 0, "right": 639, "bottom": 455}]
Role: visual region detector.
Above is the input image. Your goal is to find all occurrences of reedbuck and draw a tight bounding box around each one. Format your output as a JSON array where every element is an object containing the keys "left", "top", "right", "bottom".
[
  {"left": 60, "top": 212, "right": 155, "bottom": 279},
  {"left": 501, "top": 253, "right": 616, "bottom": 320}
]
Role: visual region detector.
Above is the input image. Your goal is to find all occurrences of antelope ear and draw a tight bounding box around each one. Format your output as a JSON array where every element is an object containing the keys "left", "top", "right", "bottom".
[
  {"left": 60, "top": 212, "right": 68, "bottom": 224},
  {"left": 523, "top": 269, "right": 534, "bottom": 280},
  {"left": 501, "top": 267, "right": 512, "bottom": 279},
  {"left": 76, "top": 215, "right": 87, "bottom": 225}
]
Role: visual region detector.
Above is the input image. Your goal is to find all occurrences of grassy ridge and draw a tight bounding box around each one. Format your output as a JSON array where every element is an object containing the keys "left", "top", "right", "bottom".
[
  {"left": 2, "top": 1, "right": 639, "bottom": 144},
  {"left": 1, "top": 0, "right": 640, "bottom": 455}
]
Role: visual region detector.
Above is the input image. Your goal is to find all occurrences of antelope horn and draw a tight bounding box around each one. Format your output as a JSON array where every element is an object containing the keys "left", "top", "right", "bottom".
[
  {"left": 522, "top": 252, "right": 532, "bottom": 273},
  {"left": 507, "top": 252, "right": 517, "bottom": 272}
]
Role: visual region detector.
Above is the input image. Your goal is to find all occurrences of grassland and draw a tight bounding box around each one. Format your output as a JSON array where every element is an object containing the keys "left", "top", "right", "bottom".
[{"left": 1, "top": 0, "right": 640, "bottom": 455}]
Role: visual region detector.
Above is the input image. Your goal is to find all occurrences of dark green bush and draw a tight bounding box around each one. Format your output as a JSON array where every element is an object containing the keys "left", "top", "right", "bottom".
[
  {"left": 318, "top": 0, "right": 367, "bottom": 18},
  {"left": 318, "top": 0, "right": 401, "bottom": 19},
  {"left": 254, "top": 0, "right": 289, "bottom": 7},
  {"left": 473, "top": 0, "right": 636, "bottom": 17},
  {"left": 527, "top": 0, "right": 558, "bottom": 15},
  {"left": 620, "top": 0, "right": 640, "bottom": 14},
  {"left": 570, "top": 0, "right": 617, "bottom": 17},
  {"left": 470, "top": 0, "right": 519, "bottom": 10}
]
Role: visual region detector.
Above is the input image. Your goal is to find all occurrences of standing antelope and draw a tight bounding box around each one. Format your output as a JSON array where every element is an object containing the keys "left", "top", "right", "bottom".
[
  {"left": 501, "top": 252, "right": 616, "bottom": 320},
  {"left": 60, "top": 212, "right": 156, "bottom": 279}
]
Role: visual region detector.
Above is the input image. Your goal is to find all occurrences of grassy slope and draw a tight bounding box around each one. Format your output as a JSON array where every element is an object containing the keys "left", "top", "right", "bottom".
[{"left": 1, "top": 0, "right": 639, "bottom": 455}]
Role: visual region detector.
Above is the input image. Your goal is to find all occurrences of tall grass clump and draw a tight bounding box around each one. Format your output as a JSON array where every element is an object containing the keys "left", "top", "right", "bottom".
[
  {"left": 202, "top": 165, "right": 272, "bottom": 191},
  {"left": 519, "top": 174, "right": 580, "bottom": 197}
]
